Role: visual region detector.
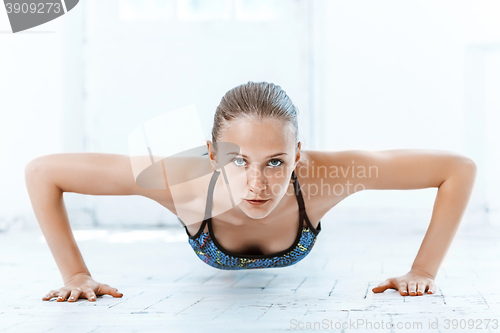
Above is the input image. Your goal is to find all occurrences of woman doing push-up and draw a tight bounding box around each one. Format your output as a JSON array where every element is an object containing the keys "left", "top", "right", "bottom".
[{"left": 25, "top": 81, "right": 476, "bottom": 303}]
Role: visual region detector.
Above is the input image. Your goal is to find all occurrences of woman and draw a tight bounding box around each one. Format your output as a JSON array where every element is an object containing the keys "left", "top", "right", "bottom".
[{"left": 25, "top": 81, "right": 477, "bottom": 303}]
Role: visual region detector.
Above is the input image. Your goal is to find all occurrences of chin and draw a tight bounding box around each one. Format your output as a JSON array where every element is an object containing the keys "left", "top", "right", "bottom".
[{"left": 242, "top": 209, "right": 271, "bottom": 220}]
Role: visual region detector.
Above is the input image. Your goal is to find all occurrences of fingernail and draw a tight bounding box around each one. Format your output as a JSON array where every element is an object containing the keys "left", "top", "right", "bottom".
[{"left": 69, "top": 297, "right": 74, "bottom": 300}]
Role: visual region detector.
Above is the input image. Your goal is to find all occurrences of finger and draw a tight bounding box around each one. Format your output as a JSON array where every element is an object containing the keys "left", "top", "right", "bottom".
[
  {"left": 408, "top": 281, "right": 417, "bottom": 296},
  {"left": 68, "top": 288, "right": 83, "bottom": 302},
  {"left": 416, "top": 281, "right": 426, "bottom": 296},
  {"left": 97, "top": 284, "right": 123, "bottom": 298},
  {"left": 57, "top": 290, "right": 71, "bottom": 302},
  {"left": 398, "top": 282, "right": 408, "bottom": 296},
  {"left": 83, "top": 288, "right": 97, "bottom": 302},
  {"left": 42, "top": 290, "right": 58, "bottom": 301},
  {"left": 427, "top": 281, "right": 437, "bottom": 294},
  {"left": 372, "top": 280, "right": 392, "bottom": 293}
]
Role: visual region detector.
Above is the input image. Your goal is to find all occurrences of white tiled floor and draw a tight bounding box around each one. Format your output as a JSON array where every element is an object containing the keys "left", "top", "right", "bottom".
[{"left": 1, "top": 218, "right": 499, "bottom": 332}]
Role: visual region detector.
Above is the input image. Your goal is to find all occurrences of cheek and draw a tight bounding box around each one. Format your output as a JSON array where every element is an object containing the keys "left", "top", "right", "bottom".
[
  {"left": 222, "top": 167, "right": 249, "bottom": 198},
  {"left": 268, "top": 179, "right": 289, "bottom": 197},
  {"left": 267, "top": 167, "right": 293, "bottom": 194}
]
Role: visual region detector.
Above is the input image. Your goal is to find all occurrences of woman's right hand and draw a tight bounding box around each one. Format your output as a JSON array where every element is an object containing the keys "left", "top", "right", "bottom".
[{"left": 42, "top": 273, "right": 123, "bottom": 302}]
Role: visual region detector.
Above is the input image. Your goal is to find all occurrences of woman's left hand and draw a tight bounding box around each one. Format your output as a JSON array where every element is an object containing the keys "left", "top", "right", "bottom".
[{"left": 372, "top": 268, "right": 437, "bottom": 296}]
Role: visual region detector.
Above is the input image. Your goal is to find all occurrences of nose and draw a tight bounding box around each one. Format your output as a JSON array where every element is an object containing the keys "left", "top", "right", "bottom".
[{"left": 247, "top": 164, "right": 266, "bottom": 194}]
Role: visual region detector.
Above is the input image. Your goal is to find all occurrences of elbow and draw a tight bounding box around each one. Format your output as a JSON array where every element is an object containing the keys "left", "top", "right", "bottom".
[
  {"left": 461, "top": 157, "right": 477, "bottom": 174},
  {"left": 24, "top": 157, "right": 46, "bottom": 185},
  {"left": 454, "top": 157, "right": 477, "bottom": 182},
  {"left": 440, "top": 157, "right": 477, "bottom": 188}
]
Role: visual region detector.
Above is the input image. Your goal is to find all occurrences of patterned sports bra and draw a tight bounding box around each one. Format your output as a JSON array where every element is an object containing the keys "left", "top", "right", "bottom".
[{"left": 182, "top": 169, "right": 321, "bottom": 270}]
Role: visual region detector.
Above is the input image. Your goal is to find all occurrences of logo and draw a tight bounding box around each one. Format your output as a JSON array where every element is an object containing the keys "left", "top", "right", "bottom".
[
  {"left": 128, "top": 105, "right": 247, "bottom": 227},
  {"left": 3, "top": 0, "right": 79, "bottom": 33}
]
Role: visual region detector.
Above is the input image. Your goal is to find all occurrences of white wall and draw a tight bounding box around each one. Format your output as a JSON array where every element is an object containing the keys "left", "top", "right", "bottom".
[
  {"left": 478, "top": 48, "right": 500, "bottom": 225},
  {"left": 0, "top": 11, "right": 66, "bottom": 231},
  {"left": 0, "top": 0, "right": 314, "bottom": 230},
  {"left": 1, "top": 0, "right": 499, "bottom": 231},
  {"left": 81, "top": 0, "right": 313, "bottom": 228},
  {"left": 318, "top": 0, "right": 500, "bottom": 227}
]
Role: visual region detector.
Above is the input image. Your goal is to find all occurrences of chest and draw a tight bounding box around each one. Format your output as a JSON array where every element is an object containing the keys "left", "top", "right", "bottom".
[{"left": 186, "top": 190, "right": 327, "bottom": 256}]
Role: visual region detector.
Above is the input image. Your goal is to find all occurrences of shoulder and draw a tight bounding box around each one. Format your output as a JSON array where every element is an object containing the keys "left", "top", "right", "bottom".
[
  {"left": 297, "top": 149, "right": 372, "bottom": 171},
  {"left": 284, "top": 149, "right": 371, "bottom": 226},
  {"left": 295, "top": 149, "right": 365, "bottom": 185},
  {"left": 134, "top": 154, "right": 213, "bottom": 213},
  {"left": 293, "top": 149, "right": 384, "bottom": 207},
  {"left": 292, "top": 150, "right": 356, "bottom": 217}
]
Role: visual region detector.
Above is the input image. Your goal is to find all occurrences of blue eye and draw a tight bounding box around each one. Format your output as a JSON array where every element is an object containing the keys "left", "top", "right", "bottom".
[
  {"left": 232, "top": 157, "right": 284, "bottom": 167},
  {"left": 233, "top": 157, "right": 246, "bottom": 167},
  {"left": 269, "top": 159, "right": 284, "bottom": 167}
]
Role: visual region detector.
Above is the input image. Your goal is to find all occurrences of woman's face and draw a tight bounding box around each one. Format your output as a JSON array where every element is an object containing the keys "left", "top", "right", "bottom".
[{"left": 208, "top": 117, "right": 301, "bottom": 220}]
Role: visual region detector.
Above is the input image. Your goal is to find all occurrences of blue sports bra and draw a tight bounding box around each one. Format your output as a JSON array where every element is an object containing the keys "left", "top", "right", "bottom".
[{"left": 182, "top": 169, "right": 321, "bottom": 270}]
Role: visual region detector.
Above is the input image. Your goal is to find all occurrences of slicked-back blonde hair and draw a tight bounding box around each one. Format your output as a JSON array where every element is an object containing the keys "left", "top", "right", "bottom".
[{"left": 211, "top": 81, "right": 299, "bottom": 150}]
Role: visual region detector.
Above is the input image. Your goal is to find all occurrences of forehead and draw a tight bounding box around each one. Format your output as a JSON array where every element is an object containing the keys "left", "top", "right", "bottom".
[{"left": 219, "top": 117, "right": 295, "bottom": 154}]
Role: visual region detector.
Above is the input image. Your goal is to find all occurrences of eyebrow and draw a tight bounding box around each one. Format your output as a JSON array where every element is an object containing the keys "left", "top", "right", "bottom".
[{"left": 226, "top": 152, "right": 288, "bottom": 159}]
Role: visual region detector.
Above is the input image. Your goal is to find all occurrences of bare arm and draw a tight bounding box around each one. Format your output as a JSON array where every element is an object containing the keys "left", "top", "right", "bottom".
[
  {"left": 322, "top": 149, "right": 477, "bottom": 277},
  {"left": 24, "top": 152, "right": 173, "bottom": 301},
  {"left": 312, "top": 149, "right": 477, "bottom": 295},
  {"left": 410, "top": 160, "right": 476, "bottom": 273}
]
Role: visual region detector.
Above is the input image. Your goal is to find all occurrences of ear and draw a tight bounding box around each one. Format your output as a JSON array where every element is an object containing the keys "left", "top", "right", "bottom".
[
  {"left": 206, "top": 140, "right": 217, "bottom": 171},
  {"left": 294, "top": 142, "right": 301, "bottom": 167}
]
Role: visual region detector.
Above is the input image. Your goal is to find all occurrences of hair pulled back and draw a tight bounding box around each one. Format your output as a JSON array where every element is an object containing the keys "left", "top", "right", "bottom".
[{"left": 211, "top": 81, "right": 299, "bottom": 149}]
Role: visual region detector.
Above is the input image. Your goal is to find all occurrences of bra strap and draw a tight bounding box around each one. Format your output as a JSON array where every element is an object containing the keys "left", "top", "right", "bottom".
[
  {"left": 204, "top": 170, "right": 220, "bottom": 221},
  {"left": 292, "top": 170, "right": 321, "bottom": 235},
  {"left": 184, "top": 170, "right": 221, "bottom": 238},
  {"left": 292, "top": 170, "right": 306, "bottom": 212}
]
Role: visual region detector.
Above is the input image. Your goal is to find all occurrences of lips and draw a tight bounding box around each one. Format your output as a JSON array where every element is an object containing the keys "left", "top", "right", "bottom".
[{"left": 245, "top": 199, "right": 270, "bottom": 206}]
